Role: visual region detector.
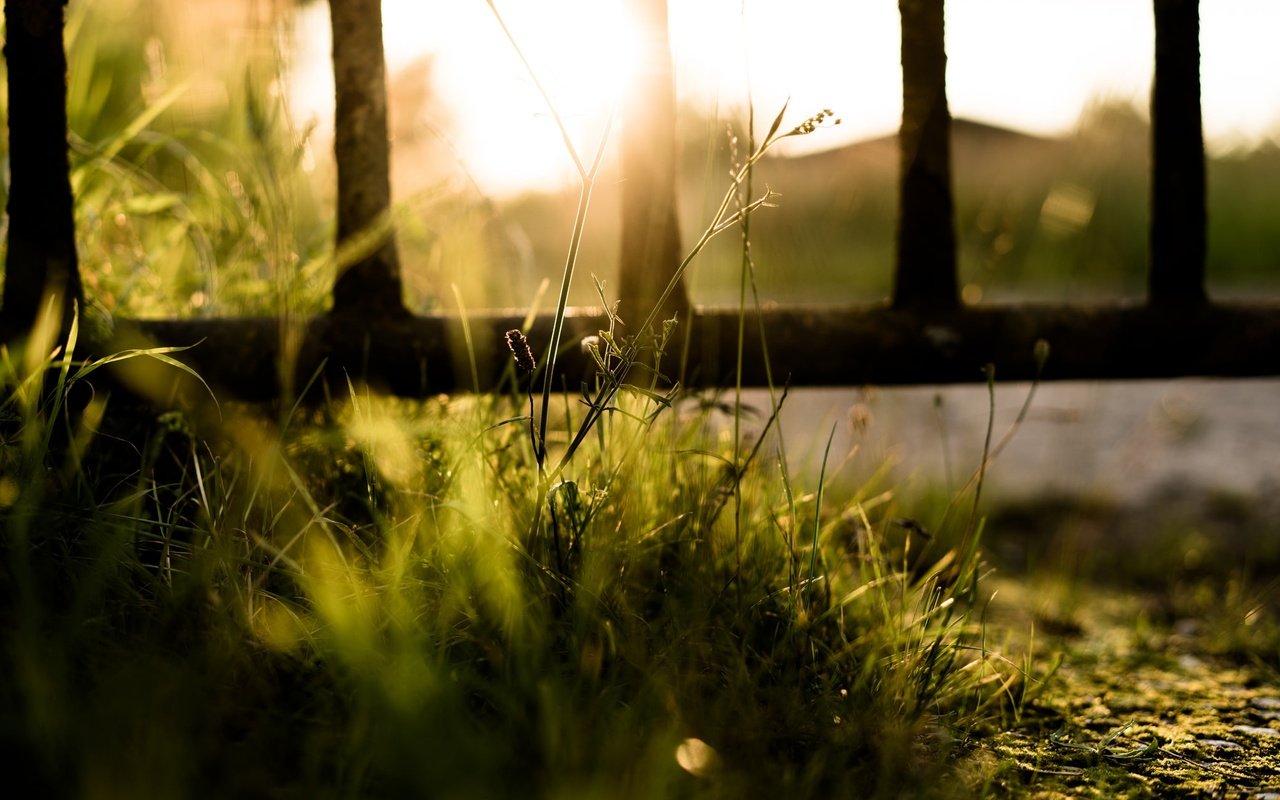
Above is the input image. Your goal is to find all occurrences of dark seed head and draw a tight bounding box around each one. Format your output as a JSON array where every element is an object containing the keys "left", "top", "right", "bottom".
[{"left": 504, "top": 329, "right": 536, "bottom": 375}]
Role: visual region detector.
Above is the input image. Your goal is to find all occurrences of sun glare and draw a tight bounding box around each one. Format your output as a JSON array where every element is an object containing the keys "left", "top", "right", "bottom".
[
  {"left": 293, "top": 0, "right": 649, "bottom": 196},
  {"left": 289, "top": 0, "right": 1280, "bottom": 198}
]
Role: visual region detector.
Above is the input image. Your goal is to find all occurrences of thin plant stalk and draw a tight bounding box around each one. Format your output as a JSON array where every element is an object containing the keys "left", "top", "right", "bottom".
[
  {"left": 489, "top": 0, "right": 835, "bottom": 495},
  {"left": 552, "top": 107, "right": 832, "bottom": 481},
  {"left": 486, "top": 0, "right": 614, "bottom": 475},
  {"left": 808, "top": 422, "right": 838, "bottom": 612},
  {"left": 963, "top": 364, "right": 997, "bottom": 550},
  {"left": 537, "top": 153, "right": 609, "bottom": 469},
  {"left": 933, "top": 340, "right": 1049, "bottom": 542},
  {"left": 733, "top": 84, "right": 757, "bottom": 600},
  {"left": 451, "top": 283, "right": 481, "bottom": 394}
]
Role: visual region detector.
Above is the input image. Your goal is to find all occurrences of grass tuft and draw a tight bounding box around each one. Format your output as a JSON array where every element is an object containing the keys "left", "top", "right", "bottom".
[{"left": 0, "top": 325, "right": 1034, "bottom": 797}]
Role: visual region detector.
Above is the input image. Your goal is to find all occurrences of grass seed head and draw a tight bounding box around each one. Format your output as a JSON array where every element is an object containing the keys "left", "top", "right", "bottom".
[{"left": 505, "top": 329, "right": 536, "bottom": 375}]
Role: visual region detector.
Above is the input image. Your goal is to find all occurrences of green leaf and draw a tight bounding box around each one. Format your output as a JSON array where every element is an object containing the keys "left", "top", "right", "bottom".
[
  {"left": 96, "top": 80, "right": 192, "bottom": 165},
  {"left": 71, "top": 343, "right": 218, "bottom": 410}
]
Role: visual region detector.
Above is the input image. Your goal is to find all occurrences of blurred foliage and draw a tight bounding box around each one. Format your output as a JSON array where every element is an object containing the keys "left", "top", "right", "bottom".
[
  {"left": 1, "top": 1, "right": 304, "bottom": 320},
  {"left": 0, "top": 0, "right": 543, "bottom": 318},
  {"left": 0, "top": 0, "right": 338, "bottom": 318}
]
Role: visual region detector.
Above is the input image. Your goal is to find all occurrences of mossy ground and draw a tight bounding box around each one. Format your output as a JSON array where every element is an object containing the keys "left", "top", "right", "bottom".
[
  {"left": 966, "top": 494, "right": 1280, "bottom": 799},
  {"left": 977, "top": 581, "right": 1279, "bottom": 798}
]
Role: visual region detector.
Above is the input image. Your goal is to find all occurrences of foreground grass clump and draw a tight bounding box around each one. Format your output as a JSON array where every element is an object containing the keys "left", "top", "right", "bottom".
[{"left": 0, "top": 342, "right": 1029, "bottom": 798}]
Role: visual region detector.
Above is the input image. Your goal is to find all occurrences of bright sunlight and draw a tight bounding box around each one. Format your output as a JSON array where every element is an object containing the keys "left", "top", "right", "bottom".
[
  {"left": 292, "top": 0, "right": 646, "bottom": 195},
  {"left": 289, "top": 0, "right": 1280, "bottom": 197}
]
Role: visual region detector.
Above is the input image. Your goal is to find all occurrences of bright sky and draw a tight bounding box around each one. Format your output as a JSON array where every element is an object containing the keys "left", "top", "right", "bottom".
[{"left": 291, "top": 0, "right": 1280, "bottom": 197}]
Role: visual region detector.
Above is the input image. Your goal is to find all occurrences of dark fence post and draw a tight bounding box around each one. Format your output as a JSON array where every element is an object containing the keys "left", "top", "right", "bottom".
[
  {"left": 1150, "top": 0, "right": 1207, "bottom": 306},
  {"left": 328, "top": 0, "right": 408, "bottom": 318},
  {"left": 0, "top": 0, "right": 84, "bottom": 340},
  {"left": 618, "top": 0, "right": 689, "bottom": 328},
  {"left": 893, "top": 0, "right": 958, "bottom": 310}
]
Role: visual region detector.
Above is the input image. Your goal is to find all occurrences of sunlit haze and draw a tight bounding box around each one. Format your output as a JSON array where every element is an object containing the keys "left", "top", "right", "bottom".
[{"left": 290, "top": 0, "right": 1280, "bottom": 197}]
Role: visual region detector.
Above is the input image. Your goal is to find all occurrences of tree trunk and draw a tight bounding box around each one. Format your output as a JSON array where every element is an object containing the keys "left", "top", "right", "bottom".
[
  {"left": 1, "top": 0, "right": 83, "bottom": 340},
  {"left": 618, "top": 0, "right": 689, "bottom": 330},
  {"left": 1150, "top": 0, "right": 1206, "bottom": 305},
  {"left": 328, "top": 0, "right": 408, "bottom": 318},
  {"left": 893, "top": 0, "right": 958, "bottom": 310}
]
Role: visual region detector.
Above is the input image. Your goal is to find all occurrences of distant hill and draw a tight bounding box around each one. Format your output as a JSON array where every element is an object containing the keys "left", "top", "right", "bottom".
[
  {"left": 753, "top": 118, "right": 1066, "bottom": 198},
  {"left": 790, "top": 116, "right": 1056, "bottom": 158},
  {"left": 497, "top": 118, "right": 1077, "bottom": 306},
  {"left": 496, "top": 108, "right": 1279, "bottom": 307}
]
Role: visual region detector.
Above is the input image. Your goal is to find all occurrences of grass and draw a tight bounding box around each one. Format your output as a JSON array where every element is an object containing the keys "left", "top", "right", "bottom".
[
  {"left": 0, "top": 310, "right": 1044, "bottom": 797},
  {"left": 8, "top": 356, "right": 1277, "bottom": 798},
  {"left": 4, "top": 4, "right": 1278, "bottom": 797},
  {"left": 0, "top": 8, "right": 1036, "bottom": 791}
]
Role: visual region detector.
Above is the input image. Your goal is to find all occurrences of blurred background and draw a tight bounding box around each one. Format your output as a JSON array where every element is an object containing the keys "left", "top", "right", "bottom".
[
  {"left": 2, "top": 0, "right": 1278, "bottom": 525},
  {"left": 288, "top": 0, "right": 1280, "bottom": 310}
]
